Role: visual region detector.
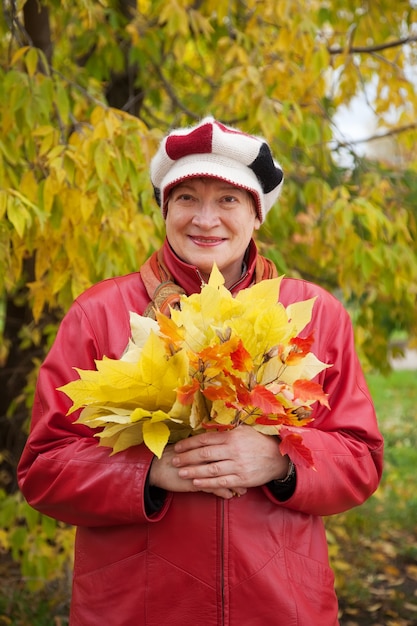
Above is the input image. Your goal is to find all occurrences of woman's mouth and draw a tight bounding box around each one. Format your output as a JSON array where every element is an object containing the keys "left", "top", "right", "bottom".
[{"left": 189, "top": 236, "right": 225, "bottom": 246}]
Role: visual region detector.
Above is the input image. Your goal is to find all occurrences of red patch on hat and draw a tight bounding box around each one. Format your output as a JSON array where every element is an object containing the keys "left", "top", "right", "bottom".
[
  {"left": 214, "top": 120, "right": 248, "bottom": 137},
  {"left": 166, "top": 122, "right": 213, "bottom": 160}
]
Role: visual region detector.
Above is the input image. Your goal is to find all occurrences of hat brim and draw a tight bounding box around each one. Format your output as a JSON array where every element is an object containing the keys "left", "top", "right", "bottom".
[{"left": 159, "top": 154, "right": 265, "bottom": 221}]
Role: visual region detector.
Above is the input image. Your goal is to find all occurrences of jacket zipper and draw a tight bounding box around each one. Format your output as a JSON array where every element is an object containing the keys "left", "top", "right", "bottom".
[{"left": 220, "top": 497, "right": 225, "bottom": 626}]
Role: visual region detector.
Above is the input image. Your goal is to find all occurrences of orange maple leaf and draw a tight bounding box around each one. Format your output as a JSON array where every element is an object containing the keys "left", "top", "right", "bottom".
[
  {"left": 155, "top": 311, "right": 184, "bottom": 345},
  {"left": 177, "top": 378, "right": 200, "bottom": 405},
  {"left": 202, "top": 382, "right": 237, "bottom": 403},
  {"left": 191, "top": 343, "right": 234, "bottom": 377},
  {"left": 293, "top": 379, "right": 330, "bottom": 409},
  {"left": 220, "top": 372, "right": 250, "bottom": 406},
  {"left": 285, "top": 332, "right": 315, "bottom": 365}
]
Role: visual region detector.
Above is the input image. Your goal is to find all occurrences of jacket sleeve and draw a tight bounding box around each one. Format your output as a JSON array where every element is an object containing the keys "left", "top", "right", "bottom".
[
  {"left": 264, "top": 285, "right": 384, "bottom": 516},
  {"left": 17, "top": 289, "right": 171, "bottom": 528}
]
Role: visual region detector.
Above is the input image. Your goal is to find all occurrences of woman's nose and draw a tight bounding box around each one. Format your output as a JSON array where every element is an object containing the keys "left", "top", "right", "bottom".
[{"left": 191, "top": 202, "right": 221, "bottom": 227}]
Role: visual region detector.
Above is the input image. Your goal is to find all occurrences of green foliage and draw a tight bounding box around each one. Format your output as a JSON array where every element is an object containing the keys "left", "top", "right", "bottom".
[
  {"left": 0, "top": 489, "right": 74, "bottom": 592},
  {"left": 0, "top": 589, "right": 68, "bottom": 626}
]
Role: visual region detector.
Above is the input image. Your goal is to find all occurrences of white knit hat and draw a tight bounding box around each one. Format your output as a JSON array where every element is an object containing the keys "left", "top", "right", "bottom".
[{"left": 150, "top": 116, "right": 284, "bottom": 223}]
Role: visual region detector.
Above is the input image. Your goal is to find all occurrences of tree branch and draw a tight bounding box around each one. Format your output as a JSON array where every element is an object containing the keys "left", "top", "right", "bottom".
[
  {"left": 328, "top": 34, "right": 417, "bottom": 56},
  {"left": 334, "top": 122, "right": 417, "bottom": 149},
  {"left": 153, "top": 64, "right": 200, "bottom": 120}
]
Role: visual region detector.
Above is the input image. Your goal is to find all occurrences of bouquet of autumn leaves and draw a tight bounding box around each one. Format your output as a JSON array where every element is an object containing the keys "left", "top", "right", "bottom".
[{"left": 59, "top": 265, "right": 331, "bottom": 469}]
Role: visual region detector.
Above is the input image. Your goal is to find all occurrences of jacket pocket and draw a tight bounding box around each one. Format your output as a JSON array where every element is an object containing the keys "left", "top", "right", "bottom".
[
  {"left": 284, "top": 547, "right": 339, "bottom": 625},
  {"left": 71, "top": 550, "right": 148, "bottom": 626}
]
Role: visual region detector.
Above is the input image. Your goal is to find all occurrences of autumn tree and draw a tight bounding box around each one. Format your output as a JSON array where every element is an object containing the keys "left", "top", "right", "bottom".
[{"left": 0, "top": 0, "right": 416, "bottom": 586}]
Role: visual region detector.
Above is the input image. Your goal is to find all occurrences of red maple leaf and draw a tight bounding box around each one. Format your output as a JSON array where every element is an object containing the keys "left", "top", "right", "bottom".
[
  {"left": 293, "top": 379, "right": 330, "bottom": 409},
  {"left": 230, "top": 339, "right": 253, "bottom": 372},
  {"left": 255, "top": 414, "right": 285, "bottom": 425},
  {"left": 226, "top": 373, "right": 252, "bottom": 406},
  {"left": 249, "top": 384, "right": 285, "bottom": 414},
  {"left": 279, "top": 428, "right": 315, "bottom": 469}
]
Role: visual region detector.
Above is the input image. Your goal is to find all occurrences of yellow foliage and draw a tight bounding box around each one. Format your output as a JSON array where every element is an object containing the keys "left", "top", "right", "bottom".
[{"left": 0, "top": 65, "right": 160, "bottom": 317}]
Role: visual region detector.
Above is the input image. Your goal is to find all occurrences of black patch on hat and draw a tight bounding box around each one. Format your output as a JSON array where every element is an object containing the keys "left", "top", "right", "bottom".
[
  {"left": 249, "top": 143, "right": 283, "bottom": 194},
  {"left": 153, "top": 185, "right": 161, "bottom": 206}
]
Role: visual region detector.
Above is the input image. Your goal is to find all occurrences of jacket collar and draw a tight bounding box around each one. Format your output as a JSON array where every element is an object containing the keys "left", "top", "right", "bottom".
[{"left": 162, "top": 238, "right": 259, "bottom": 296}]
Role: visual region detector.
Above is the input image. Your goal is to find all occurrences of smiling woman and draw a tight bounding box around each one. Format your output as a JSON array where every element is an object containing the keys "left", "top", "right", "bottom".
[{"left": 165, "top": 178, "right": 260, "bottom": 287}]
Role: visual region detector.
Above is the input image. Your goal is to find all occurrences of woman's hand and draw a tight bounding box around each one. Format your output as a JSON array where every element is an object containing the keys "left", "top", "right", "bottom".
[
  {"left": 170, "top": 425, "right": 290, "bottom": 494},
  {"left": 148, "top": 443, "right": 246, "bottom": 499}
]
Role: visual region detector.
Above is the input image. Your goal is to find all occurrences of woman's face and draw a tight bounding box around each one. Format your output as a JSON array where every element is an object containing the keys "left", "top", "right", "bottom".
[{"left": 165, "top": 177, "right": 261, "bottom": 287}]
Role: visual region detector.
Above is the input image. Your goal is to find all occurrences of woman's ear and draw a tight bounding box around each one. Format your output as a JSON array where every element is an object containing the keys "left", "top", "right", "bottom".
[{"left": 254, "top": 217, "right": 261, "bottom": 231}]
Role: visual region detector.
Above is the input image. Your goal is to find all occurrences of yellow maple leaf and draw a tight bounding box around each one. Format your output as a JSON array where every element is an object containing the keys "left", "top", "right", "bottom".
[
  {"left": 170, "top": 307, "right": 208, "bottom": 353},
  {"left": 254, "top": 305, "right": 293, "bottom": 354},
  {"left": 60, "top": 332, "right": 188, "bottom": 416},
  {"left": 137, "top": 333, "right": 189, "bottom": 410},
  {"left": 274, "top": 351, "right": 332, "bottom": 386},
  {"left": 286, "top": 297, "right": 317, "bottom": 335},
  {"left": 76, "top": 405, "right": 132, "bottom": 428},
  {"left": 176, "top": 263, "right": 242, "bottom": 349},
  {"left": 99, "top": 422, "right": 145, "bottom": 455},
  {"left": 143, "top": 420, "right": 171, "bottom": 458},
  {"left": 235, "top": 275, "right": 283, "bottom": 310},
  {"left": 207, "top": 262, "right": 225, "bottom": 288}
]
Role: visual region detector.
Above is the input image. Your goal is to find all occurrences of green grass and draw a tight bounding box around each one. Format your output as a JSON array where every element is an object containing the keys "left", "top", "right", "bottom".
[
  {"left": 367, "top": 369, "right": 417, "bottom": 532},
  {"left": 327, "top": 368, "right": 417, "bottom": 624}
]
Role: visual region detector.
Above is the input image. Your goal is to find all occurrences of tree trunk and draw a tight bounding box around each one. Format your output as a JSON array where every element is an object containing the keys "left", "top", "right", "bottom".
[
  {"left": 105, "top": 0, "right": 144, "bottom": 116},
  {"left": 23, "top": 0, "right": 53, "bottom": 65},
  {"left": 0, "top": 294, "right": 35, "bottom": 493}
]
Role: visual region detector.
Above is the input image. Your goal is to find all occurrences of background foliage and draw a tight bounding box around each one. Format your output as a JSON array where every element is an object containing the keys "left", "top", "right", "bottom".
[{"left": 0, "top": 0, "right": 416, "bottom": 618}]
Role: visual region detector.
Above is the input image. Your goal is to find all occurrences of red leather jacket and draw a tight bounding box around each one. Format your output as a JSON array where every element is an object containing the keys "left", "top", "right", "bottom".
[{"left": 18, "top": 240, "right": 383, "bottom": 626}]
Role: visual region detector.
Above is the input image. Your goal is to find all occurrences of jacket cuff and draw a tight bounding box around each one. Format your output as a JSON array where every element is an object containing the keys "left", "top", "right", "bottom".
[
  {"left": 266, "top": 465, "right": 297, "bottom": 501},
  {"left": 144, "top": 470, "right": 167, "bottom": 515}
]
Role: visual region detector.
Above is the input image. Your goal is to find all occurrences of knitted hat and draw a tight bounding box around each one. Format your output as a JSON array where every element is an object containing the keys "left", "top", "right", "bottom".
[{"left": 150, "top": 116, "right": 284, "bottom": 223}]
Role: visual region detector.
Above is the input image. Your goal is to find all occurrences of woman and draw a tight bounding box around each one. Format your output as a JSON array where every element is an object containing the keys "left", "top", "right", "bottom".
[{"left": 18, "top": 117, "right": 383, "bottom": 625}]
